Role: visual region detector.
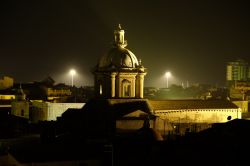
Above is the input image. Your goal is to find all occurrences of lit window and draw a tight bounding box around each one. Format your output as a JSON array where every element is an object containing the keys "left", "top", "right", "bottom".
[{"left": 100, "top": 84, "right": 102, "bottom": 95}]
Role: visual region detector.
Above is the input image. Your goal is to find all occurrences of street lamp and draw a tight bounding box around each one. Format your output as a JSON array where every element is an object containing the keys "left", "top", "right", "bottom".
[
  {"left": 69, "top": 69, "right": 76, "bottom": 87},
  {"left": 165, "top": 71, "right": 171, "bottom": 88}
]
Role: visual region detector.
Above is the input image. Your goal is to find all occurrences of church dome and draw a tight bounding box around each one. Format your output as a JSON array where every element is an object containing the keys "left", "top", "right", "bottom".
[
  {"left": 98, "top": 47, "right": 139, "bottom": 68},
  {"left": 97, "top": 24, "right": 139, "bottom": 69}
]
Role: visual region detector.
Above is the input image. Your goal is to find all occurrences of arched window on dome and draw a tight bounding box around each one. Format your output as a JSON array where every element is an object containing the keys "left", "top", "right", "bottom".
[{"left": 122, "top": 79, "right": 131, "bottom": 97}]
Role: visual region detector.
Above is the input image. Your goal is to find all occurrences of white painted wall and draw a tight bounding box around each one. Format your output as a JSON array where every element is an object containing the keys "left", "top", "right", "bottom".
[{"left": 31, "top": 101, "right": 85, "bottom": 122}]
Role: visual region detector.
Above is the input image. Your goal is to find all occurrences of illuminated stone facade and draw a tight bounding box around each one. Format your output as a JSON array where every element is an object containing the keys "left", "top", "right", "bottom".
[
  {"left": 30, "top": 101, "right": 85, "bottom": 123},
  {"left": 150, "top": 100, "right": 241, "bottom": 136},
  {"left": 12, "top": 100, "right": 85, "bottom": 123},
  {"left": 93, "top": 25, "right": 146, "bottom": 99}
]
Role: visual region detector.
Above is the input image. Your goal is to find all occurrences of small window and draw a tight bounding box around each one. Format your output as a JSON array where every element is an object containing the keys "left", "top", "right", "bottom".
[{"left": 100, "top": 84, "right": 102, "bottom": 95}]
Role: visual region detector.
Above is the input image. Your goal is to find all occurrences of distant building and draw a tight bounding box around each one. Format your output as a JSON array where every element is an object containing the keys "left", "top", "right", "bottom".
[
  {"left": 12, "top": 76, "right": 72, "bottom": 101},
  {"left": 46, "top": 85, "right": 72, "bottom": 102},
  {"left": 5, "top": 76, "right": 88, "bottom": 127},
  {"left": 46, "top": 87, "right": 71, "bottom": 97},
  {"left": 0, "top": 76, "right": 14, "bottom": 90},
  {"left": 226, "top": 59, "right": 250, "bottom": 84},
  {"left": 144, "top": 87, "right": 159, "bottom": 98},
  {"left": 226, "top": 60, "right": 249, "bottom": 116}
]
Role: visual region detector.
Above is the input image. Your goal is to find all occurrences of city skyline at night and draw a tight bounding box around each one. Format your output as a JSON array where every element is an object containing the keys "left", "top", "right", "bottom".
[
  {"left": 1, "top": 0, "right": 250, "bottom": 87},
  {"left": 1, "top": 2, "right": 250, "bottom": 164}
]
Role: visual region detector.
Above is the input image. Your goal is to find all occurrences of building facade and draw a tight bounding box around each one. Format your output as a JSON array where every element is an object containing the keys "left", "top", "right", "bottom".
[
  {"left": 12, "top": 100, "right": 85, "bottom": 123},
  {"left": 150, "top": 100, "right": 241, "bottom": 136},
  {"left": 226, "top": 59, "right": 250, "bottom": 83},
  {"left": 30, "top": 101, "right": 85, "bottom": 123}
]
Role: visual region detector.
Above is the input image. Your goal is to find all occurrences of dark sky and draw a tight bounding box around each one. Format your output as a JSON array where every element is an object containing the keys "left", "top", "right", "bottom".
[{"left": 1, "top": 0, "right": 250, "bottom": 87}]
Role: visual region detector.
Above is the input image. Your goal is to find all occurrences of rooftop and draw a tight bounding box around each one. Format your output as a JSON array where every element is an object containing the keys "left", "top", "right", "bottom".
[{"left": 149, "top": 99, "right": 239, "bottom": 110}]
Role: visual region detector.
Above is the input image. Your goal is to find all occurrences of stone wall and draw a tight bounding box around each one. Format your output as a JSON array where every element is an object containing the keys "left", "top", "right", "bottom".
[{"left": 154, "top": 108, "right": 241, "bottom": 136}]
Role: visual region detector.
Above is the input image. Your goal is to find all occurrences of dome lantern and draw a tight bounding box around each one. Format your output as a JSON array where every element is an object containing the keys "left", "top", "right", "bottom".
[
  {"left": 97, "top": 25, "right": 139, "bottom": 69},
  {"left": 114, "top": 24, "right": 127, "bottom": 48}
]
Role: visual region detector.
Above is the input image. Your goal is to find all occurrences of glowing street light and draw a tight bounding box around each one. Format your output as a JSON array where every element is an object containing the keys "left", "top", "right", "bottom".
[
  {"left": 69, "top": 69, "right": 76, "bottom": 87},
  {"left": 165, "top": 71, "right": 171, "bottom": 88}
]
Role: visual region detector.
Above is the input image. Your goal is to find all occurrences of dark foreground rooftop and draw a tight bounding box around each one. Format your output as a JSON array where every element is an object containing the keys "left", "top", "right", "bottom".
[{"left": 1, "top": 119, "right": 250, "bottom": 166}]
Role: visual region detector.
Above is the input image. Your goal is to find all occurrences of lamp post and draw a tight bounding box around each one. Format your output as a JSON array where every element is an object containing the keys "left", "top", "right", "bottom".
[
  {"left": 165, "top": 71, "right": 171, "bottom": 88},
  {"left": 69, "top": 69, "right": 76, "bottom": 87}
]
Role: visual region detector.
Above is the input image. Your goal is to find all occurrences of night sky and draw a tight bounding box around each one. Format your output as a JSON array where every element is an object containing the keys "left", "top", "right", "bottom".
[{"left": 1, "top": 0, "right": 250, "bottom": 87}]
